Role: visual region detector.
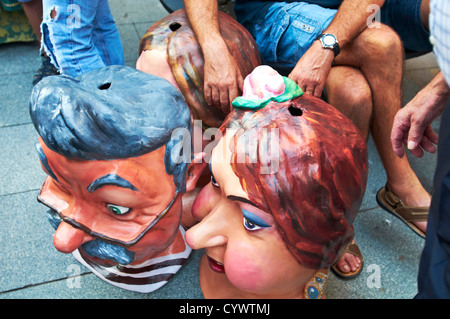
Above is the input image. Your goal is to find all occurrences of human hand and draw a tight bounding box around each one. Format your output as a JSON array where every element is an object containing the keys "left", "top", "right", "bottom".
[
  {"left": 288, "top": 41, "right": 334, "bottom": 98},
  {"left": 203, "top": 42, "right": 244, "bottom": 114},
  {"left": 391, "top": 82, "right": 447, "bottom": 158}
]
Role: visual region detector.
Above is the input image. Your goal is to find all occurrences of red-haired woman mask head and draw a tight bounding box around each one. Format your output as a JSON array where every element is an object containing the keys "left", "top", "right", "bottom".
[{"left": 186, "top": 66, "right": 368, "bottom": 299}]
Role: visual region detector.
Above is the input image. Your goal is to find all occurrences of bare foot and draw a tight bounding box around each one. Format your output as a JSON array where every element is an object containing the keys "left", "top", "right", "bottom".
[
  {"left": 335, "top": 242, "right": 362, "bottom": 274},
  {"left": 332, "top": 240, "right": 363, "bottom": 278}
]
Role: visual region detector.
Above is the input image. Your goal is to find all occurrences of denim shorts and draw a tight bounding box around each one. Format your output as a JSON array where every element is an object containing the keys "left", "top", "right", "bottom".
[
  {"left": 235, "top": 1, "right": 336, "bottom": 71},
  {"left": 235, "top": 0, "right": 432, "bottom": 70}
]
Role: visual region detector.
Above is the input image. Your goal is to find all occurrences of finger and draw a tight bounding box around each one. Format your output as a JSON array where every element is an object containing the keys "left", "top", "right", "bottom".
[
  {"left": 304, "top": 85, "right": 314, "bottom": 96},
  {"left": 419, "top": 135, "right": 437, "bottom": 154},
  {"left": 313, "top": 84, "right": 323, "bottom": 98},
  {"left": 391, "top": 110, "right": 416, "bottom": 157},
  {"left": 391, "top": 122, "right": 408, "bottom": 158},
  {"left": 392, "top": 140, "right": 406, "bottom": 158},
  {"left": 288, "top": 71, "right": 298, "bottom": 84},
  {"left": 228, "top": 85, "right": 240, "bottom": 113},
  {"left": 220, "top": 89, "right": 230, "bottom": 114},
  {"left": 211, "top": 88, "right": 220, "bottom": 108},
  {"left": 236, "top": 73, "right": 244, "bottom": 93},
  {"left": 423, "top": 125, "right": 439, "bottom": 145},
  {"left": 204, "top": 85, "right": 213, "bottom": 106},
  {"left": 409, "top": 145, "right": 425, "bottom": 158},
  {"left": 291, "top": 76, "right": 305, "bottom": 92},
  {"left": 407, "top": 122, "right": 427, "bottom": 152},
  {"left": 229, "top": 85, "right": 238, "bottom": 102}
]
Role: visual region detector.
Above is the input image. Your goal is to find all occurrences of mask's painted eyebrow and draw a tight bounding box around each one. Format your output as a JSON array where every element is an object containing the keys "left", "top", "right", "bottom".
[
  {"left": 36, "top": 142, "right": 58, "bottom": 181},
  {"left": 87, "top": 174, "right": 139, "bottom": 193},
  {"left": 227, "top": 195, "right": 259, "bottom": 209}
]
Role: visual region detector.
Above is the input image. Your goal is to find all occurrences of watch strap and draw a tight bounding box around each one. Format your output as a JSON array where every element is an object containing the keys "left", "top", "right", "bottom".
[{"left": 316, "top": 33, "right": 340, "bottom": 57}]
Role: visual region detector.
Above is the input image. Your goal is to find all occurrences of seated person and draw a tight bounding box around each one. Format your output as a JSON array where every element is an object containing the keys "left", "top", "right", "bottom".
[
  {"left": 185, "top": 66, "right": 368, "bottom": 298},
  {"left": 30, "top": 65, "right": 193, "bottom": 293}
]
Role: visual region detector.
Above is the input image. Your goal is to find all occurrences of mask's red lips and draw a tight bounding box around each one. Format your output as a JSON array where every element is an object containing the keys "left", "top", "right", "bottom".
[{"left": 207, "top": 255, "right": 225, "bottom": 273}]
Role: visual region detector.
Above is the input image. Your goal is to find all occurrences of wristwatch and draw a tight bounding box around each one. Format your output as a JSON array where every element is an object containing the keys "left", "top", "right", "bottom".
[{"left": 316, "top": 33, "right": 340, "bottom": 57}]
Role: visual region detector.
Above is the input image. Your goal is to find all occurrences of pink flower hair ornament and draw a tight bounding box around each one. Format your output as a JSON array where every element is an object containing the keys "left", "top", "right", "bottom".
[{"left": 232, "top": 65, "right": 303, "bottom": 110}]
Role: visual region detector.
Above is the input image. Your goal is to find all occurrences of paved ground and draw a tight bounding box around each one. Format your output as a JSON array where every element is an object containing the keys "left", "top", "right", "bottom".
[{"left": 0, "top": 0, "right": 441, "bottom": 299}]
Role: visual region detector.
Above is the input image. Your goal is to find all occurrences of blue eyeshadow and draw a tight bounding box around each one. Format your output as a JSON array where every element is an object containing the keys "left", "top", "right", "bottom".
[{"left": 242, "top": 209, "right": 271, "bottom": 228}]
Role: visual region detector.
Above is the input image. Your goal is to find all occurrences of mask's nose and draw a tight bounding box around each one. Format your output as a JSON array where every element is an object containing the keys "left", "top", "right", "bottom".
[
  {"left": 185, "top": 199, "right": 230, "bottom": 250},
  {"left": 53, "top": 221, "right": 93, "bottom": 254}
]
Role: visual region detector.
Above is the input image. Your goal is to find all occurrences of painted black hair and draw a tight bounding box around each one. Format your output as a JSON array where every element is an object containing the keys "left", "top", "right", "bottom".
[{"left": 30, "top": 65, "right": 192, "bottom": 192}]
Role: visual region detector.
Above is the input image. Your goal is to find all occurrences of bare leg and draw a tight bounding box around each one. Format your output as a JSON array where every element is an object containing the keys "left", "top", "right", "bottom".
[
  {"left": 21, "top": 0, "right": 43, "bottom": 40},
  {"left": 334, "top": 24, "right": 429, "bottom": 233},
  {"left": 325, "top": 65, "right": 372, "bottom": 140},
  {"left": 325, "top": 65, "right": 373, "bottom": 275},
  {"left": 324, "top": 26, "right": 431, "bottom": 274}
]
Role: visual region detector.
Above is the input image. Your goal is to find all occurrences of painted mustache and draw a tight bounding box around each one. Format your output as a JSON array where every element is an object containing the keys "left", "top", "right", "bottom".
[{"left": 45, "top": 209, "right": 135, "bottom": 265}]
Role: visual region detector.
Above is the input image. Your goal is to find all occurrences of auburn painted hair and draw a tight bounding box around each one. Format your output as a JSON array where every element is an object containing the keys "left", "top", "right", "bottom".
[{"left": 221, "top": 95, "right": 368, "bottom": 269}]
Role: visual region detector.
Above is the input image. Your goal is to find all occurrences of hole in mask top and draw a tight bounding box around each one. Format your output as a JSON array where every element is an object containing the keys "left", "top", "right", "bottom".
[
  {"left": 99, "top": 82, "right": 111, "bottom": 90},
  {"left": 288, "top": 104, "right": 303, "bottom": 116},
  {"left": 169, "top": 22, "right": 182, "bottom": 31}
]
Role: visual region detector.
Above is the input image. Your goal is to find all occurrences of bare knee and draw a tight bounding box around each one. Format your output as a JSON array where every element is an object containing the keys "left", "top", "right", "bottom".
[
  {"left": 361, "top": 24, "right": 404, "bottom": 60},
  {"left": 339, "top": 81, "right": 372, "bottom": 108},
  {"left": 326, "top": 67, "right": 373, "bottom": 139},
  {"left": 326, "top": 67, "right": 372, "bottom": 108}
]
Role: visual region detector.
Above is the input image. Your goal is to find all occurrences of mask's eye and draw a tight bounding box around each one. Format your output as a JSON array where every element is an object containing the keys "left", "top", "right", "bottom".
[
  {"left": 107, "top": 204, "right": 131, "bottom": 215},
  {"left": 243, "top": 217, "right": 264, "bottom": 231},
  {"left": 242, "top": 209, "right": 271, "bottom": 231},
  {"left": 211, "top": 175, "right": 219, "bottom": 187},
  {"left": 209, "top": 162, "right": 219, "bottom": 187}
]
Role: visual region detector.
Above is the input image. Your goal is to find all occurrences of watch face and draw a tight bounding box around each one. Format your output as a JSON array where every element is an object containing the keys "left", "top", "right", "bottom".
[{"left": 323, "top": 35, "right": 336, "bottom": 46}]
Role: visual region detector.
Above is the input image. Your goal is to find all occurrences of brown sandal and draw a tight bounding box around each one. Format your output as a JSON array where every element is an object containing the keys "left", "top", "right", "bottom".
[
  {"left": 376, "top": 185, "right": 428, "bottom": 238},
  {"left": 331, "top": 241, "right": 364, "bottom": 280}
]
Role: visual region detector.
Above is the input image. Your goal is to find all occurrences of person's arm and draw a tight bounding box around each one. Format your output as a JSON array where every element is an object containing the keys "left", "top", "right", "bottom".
[
  {"left": 391, "top": 71, "right": 450, "bottom": 158},
  {"left": 289, "top": 0, "right": 385, "bottom": 97},
  {"left": 184, "top": 0, "right": 244, "bottom": 114}
]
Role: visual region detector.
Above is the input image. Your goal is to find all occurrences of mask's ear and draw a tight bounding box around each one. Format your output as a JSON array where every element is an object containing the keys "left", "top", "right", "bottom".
[
  {"left": 181, "top": 153, "right": 209, "bottom": 228},
  {"left": 136, "top": 49, "right": 180, "bottom": 90},
  {"left": 185, "top": 153, "right": 208, "bottom": 192}
]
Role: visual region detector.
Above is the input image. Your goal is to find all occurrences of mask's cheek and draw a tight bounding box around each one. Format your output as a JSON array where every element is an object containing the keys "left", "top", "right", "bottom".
[
  {"left": 223, "top": 246, "right": 269, "bottom": 293},
  {"left": 129, "top": 199, "right": 183, "bottom": 261},
  {"left": 224, "top": 233, "right": 309, "bottom": 296}
]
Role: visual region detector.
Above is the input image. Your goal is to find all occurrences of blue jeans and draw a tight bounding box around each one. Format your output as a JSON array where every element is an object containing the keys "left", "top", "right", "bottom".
[
  {"left": 235, "top": 0, "right": 432, "bottom": 72},
  {"left": 235, "top": 1, "right": 336, "bottom": 72},
  {"left": 41, "top": 0, "right": 125, "bottom": 78}
]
